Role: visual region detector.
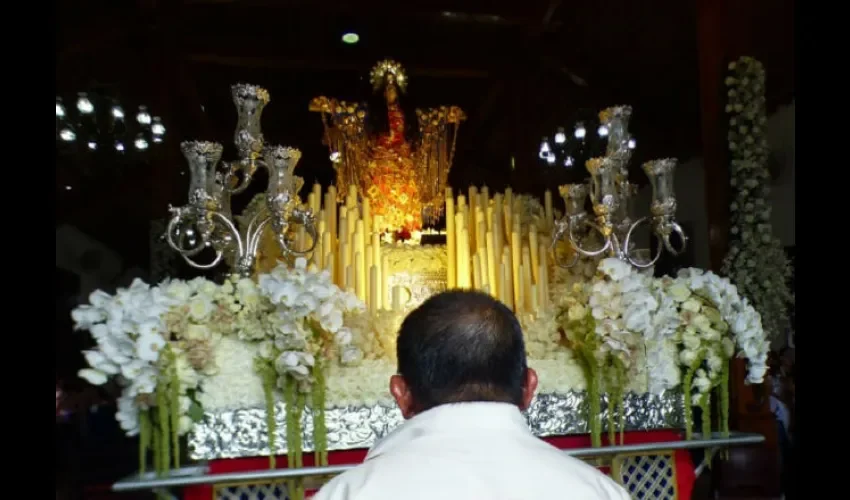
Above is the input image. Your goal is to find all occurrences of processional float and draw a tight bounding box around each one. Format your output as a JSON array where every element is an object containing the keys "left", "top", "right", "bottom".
[{"left": 108, "top": 60, "right": 761, "bottom": 500}]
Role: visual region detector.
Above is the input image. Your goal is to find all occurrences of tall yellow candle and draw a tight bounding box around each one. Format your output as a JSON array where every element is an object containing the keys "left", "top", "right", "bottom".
[
  {"left": 472, "top": 253, "right": 483, "bottom": 290},
  {"left": 446, "top": 192, "right": 456, "bottom": 288},
  {"left": 459, "top": 228, "right": 471, "bottom": 288},
  {"left": 510, "top": 230, "right": 522, "bottom": 309},
  {"left": 493, "top": 195, "right": 504, "bottom": 246},
  {"left": 307, "top": 193, "right": 316, "bottom": 217},
  {"left": 313, "top": 229, "right": 323, "bottom": 269},
  {"left": 362, "top": 198, "right": 371, "bottom": 237},
  {"left": 529, "top": 225, "right": 539, "bottom": 284},
  {"left": 522, "top": 246, "right": 533, "bottom": 312},
  {"left": 476, "top": 217, "right": 486, "bottom": 259},
  {"left": 469, "top": 186, "right": 478, "bottom": 232},
  {"left": 338, "top": 215, "right": 348, "bottom": 284},
  {"left": 366, "top": 244, "right": 373, "bottom": 279},
  {"left": 355, "top": 251, "right": 366, "bottom": 301},
  {"left": 340, "top": 241, "right": 350, "bottom": 289},
  {"left": 539, "top": 243, "right": 549, "bottom": 311},
  {"left": 504, "top": 188, "right": 513, "bottom": 235},
  {"left": 381, "top": 255, "right": 390, "bottom": 310},
  {"left": 531, "top": 284, "right": 539, "bottom": 317},
  {"left": 369, "top": 265, "right": 378, "bottom": 315},
  {"left": 544, "top": 190, "right": 554, "bottom": 232},
  {"left": 321, "top": 232, "right": 332, "bottom": 271},
  {"left": 538, "top": 262, "right": 548, "bottom": 313},
  {"left": 347, "top": 185, "right": 357, "bottom": 209},
  {"left": 486, "top": 231, "right": 498, "bottom": 298},
  {"left": 498, "top": 261, "right": 507, "bottom": 305},
  {"left": 454, "top": 212, "right": 468, "bottom": 288},
  {"left": 372, "top": 234, "right": 382, "bottom": 310},
  {"left": 325, "top": 192, "right": 336, "bottom": 246},
  {"left": 346, "top": 265, "right": 355, "bottom": 294},
  {"left": 503, "top": 248, "right": 515, "bottom": 311}
]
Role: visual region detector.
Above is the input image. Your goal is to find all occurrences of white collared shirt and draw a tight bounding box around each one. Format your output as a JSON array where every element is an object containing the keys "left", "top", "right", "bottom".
[{"left": 313, "top": 402, "right": 631, "bottom": 500}]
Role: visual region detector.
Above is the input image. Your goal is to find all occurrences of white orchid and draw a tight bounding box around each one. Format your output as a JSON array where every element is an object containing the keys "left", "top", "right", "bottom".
[
  {"left": 258, "top": 259, "right": 365, "bottom": 390},
  {"left": 668, "top": 268, "right": 769, "bottom": 399}
]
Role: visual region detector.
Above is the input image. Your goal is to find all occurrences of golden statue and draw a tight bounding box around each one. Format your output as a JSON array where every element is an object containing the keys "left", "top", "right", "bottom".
[{"left": 310, "top": 59, "right": 465, "bottom": 235}]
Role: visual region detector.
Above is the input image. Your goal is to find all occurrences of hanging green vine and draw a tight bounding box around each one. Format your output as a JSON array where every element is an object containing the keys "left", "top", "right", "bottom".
[
  {"left": 312, "top": 358, "right": 329, "bottom": 467},
  {"left": 573, "top": 347, "right": 602, "bottom": 448},
  {"left": 682, "top": 350, "right": 707, "bottom": 440},
  {"left": 168, "top": 350, "right": 181, "bottom": 469},
  {"left": 155, "top": 376, "right": 170, "bottom": 476},
  {"left": 607, "top": 359, "right": 628, "bottom": 446},
  {"left": 139, "top": 410, "right": 151, "bottom": 474},
  {"left": 256, "top": 360, "right": 278, "bottom": 469}
]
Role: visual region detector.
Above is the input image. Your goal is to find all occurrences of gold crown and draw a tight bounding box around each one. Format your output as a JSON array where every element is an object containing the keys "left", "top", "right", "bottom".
[{"left": 370, "top": 59, "right": 408, "bottom": 93}]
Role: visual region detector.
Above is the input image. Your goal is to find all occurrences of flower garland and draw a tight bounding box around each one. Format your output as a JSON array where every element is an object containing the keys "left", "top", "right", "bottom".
[{"left": 721, "top": 56, "right": 793, "bottom": 341}]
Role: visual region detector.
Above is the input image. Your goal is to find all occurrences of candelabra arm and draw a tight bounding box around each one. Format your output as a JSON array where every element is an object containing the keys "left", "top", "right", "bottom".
[
  {"left": 623, "top": 217, "right": 663, "bottom": 269},
  {"left": 244, "top": 211, "right": 272, "bottom": 261},
  {"left": 165, "top": 206, "right": 206, "bottom": 258},
  {"left": 550, "top": 216, "right": 612, "bottom": 268},
  {"left": 569, "top": 219, "right": 612, "bottom": 258},
  {"left": 660, "top": 220, "right": 688, "bottom": 255},
  {"left": 165, "top": 207, "right": 246, "bottom": 272},
  {"left": 276, "top": 208, "right": 318, "bottom": 256},
  {"left": 551, "top": 218, "right": 580, "bottom": 269},
  {"left": 225, "top": 157, "right": 262, "bottom": 195}
]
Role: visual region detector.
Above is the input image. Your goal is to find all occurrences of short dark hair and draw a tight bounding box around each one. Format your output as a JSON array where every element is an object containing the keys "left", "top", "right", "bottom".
[{"left": 396, "top": 290, "right": 528, "bottom": 412}]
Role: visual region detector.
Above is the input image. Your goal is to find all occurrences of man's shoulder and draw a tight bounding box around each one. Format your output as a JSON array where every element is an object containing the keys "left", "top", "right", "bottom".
[{"left": 314, "top": 443, "right": 629, "bottom": 500}]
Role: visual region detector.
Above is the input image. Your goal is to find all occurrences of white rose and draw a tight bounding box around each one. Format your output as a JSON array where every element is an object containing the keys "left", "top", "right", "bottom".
[
  {"left": 188, "top": 298, "right": 214, "bottom": 321},
  {"left": 682, "top": 299, "right": 702, "bottom": 313},
  {"left": 567, "top": 304, "right": 587, "bottom": 322},
  {"left": 165, "top": 281, "right": 192, "bottom": 301},
  {"left": 185, "top": 323, "right": 210, "bottom": 340}
]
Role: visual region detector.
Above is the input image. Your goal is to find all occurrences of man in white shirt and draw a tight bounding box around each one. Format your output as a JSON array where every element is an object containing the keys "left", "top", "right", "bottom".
[{"left": 313, "top": 291, "right": 631, "bottom": 500}]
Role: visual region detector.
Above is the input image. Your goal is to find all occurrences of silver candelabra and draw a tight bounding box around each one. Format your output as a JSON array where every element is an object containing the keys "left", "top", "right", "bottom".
[
  {"left": 166, "top": 84, "right": 317, "bottom": 276},
  {"left": 552, "top": 105, "right": 687, "bottom": 269}
]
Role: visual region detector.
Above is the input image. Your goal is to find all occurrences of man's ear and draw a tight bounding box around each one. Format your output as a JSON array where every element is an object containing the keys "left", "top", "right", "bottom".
[
  {"left": 519, "top": 367, "right": 538, "bottom": 411},
  {"left": 390, "top": 374, "right": 417, "bottom": 419}
]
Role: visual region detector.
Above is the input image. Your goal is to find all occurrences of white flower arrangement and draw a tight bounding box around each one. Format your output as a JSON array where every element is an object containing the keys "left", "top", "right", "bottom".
[
  {"left": 665, "top": 267, "right": 769, "bottom": 440},
  {"left": 72, "top": 260, "right": 366, "bottom": 482},
  {"left": 722, "top": 56, "right": 793, "bottom": 341},
  {"left": 552, "top": 257, "right": 768, "bottom": 446},
  {"left": 72, "top": 278, "right": 197, "bottom": 473},
  {"left": 252, "top": 258, "right": 364, "bottom": 480}
]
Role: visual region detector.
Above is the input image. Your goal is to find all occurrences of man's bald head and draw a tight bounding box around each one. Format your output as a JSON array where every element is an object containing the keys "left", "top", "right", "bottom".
[{"left": 392, "top": 291, "right": 535, "bottom": 417}]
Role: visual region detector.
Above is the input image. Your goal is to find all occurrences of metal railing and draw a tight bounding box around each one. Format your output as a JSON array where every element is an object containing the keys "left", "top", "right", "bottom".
[{"left": 113, "top": 431, "right": 764, "bottom": 493}]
